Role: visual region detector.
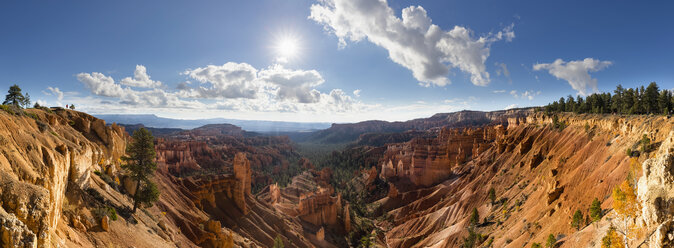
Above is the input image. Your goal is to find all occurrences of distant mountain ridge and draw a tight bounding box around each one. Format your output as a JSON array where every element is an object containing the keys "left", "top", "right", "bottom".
[
  {"left": 94, "top": 114, "right": 331, "bottom": 133},
  {"left": 297, "top": 108, "right": 534, "bottom": 144}
]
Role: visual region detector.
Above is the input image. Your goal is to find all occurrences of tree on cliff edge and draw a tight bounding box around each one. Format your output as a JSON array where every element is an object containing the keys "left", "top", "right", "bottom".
[
  {"left": 122, "top": 128, "right": 160, "bottom": 213},
  {"left": 3, "top": 84, "right": 27, "bottom": 108}
]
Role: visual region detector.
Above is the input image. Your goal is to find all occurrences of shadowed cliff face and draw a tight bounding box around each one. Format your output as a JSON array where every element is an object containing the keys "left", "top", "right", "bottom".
[
  {"left": 0, "top": 108, "right": 128, "bottom": 247},
  {"left": 371, "top": 113, "right": 674, "bottom": 248}
]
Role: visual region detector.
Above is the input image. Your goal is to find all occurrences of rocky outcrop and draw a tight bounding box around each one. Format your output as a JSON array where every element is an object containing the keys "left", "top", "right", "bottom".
[
  {"left": 0, "top": 109, "right": 126, "bottom": 247},
  {"left": 637, "top": 131, "right": 674, "bottom": 247},
  {"left": 201, "top": 220, "right": 234, "bottom": 248},
  {"left": 0, "top": 205, "right": 37, "bottom": 248},
  {"left": 269, "top": 183, "right": 281, "bottom": 204},
  {"left": 297, "top": 187, "right": 341, "bottom": 227}
]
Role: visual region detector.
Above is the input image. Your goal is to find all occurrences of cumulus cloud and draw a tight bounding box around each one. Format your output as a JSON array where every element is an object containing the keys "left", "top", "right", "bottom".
[
  {"left": 77, "top": 72, "right": 125, "bottom": 97},
  {"left": 76, "top": 64, "right": 368, "bottom": 114},
  {"left": 120, "top": 65, "right": 163, "bottom": 88},
  {"left": 533, "top": 58, "right": 612, "bottom": 95},
  {"left": 44, "top": 87, "right": 64, "bottom": 101},
  {"left": 353, "top": 89, "right": 361, "bottom": 97},
  {"left": 310, "top": 0, "right": 514, "bottom": 87},
  {"left": 182, "top": 62, "right": 260, "bottom": 99},
  {"left": 492, "top": 89, "right": 506, "bottom": 94},
  {"left": 258, "top": 65, "right": 324, "bottom": 103}
]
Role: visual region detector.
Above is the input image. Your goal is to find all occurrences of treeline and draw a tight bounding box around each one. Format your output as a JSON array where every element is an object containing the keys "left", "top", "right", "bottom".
[{"left": 544, "top": 82, "right": 674, "bottom": 115}]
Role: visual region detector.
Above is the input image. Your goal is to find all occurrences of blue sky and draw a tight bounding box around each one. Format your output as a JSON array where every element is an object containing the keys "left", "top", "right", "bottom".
[{"left": 1, "top": 0, "right": 672, "bottom": 122}]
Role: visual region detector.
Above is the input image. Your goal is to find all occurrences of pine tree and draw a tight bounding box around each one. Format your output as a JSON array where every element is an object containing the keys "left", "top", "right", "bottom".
[
  {"left": 22, "top": 93, "right": 30, "bottom": 108},
  {"left": 122, "top": 128, "right": 160, "bottom": 213},
  {"left": 590, "top": 198, "right": 602, "bottom": 222},
  {"left": 644, "top": 82, "right": 660, "bottom": 114},
  {"left": 3, "top": 84, "right": 26, "bottom": 108},
  {"left": 571, "top": 210, "right": 584, "bottom": 230},
  {"left": 659, "top": 90, "right": 671, "bottom": 115},
  {"left": 469, "top": 208, "right": 480, "bottom": 227}
]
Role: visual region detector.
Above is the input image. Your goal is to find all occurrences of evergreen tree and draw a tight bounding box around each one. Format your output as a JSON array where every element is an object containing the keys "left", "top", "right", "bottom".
[
  {"left": 566, "top": 95, "right": 575, "bottom": 113},
  {"left": 659, "top": 90, "right": 671, "bottom": 115},
  {"left": 22, "top": 93, "right": 30, "bottom": 108},
  {"left": 644, "top": 82, "right": 660, "bottom": 114},
  {"left": 612, "top": 85, "right": 624, "bottom": 113},
  {"left": 469, "top": 208, "right": 480, "bottom": 227},
  {"left": 3, "top": 84, "right": 26, "bottom": 107},
  {"left": 488, "top": 188, "right": 496, "bottom": 205},
  {"left": 121, "top": 128, "right": 160, "bottom": 213},
  {"left": 571, "top": 210, "right": 584, "bottom": 230},
  {"left": 590, "top": 198, "right": 602, "bottom": 222}
]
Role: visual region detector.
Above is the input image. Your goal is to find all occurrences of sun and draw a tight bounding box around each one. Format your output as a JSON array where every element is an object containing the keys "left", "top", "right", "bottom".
[
  {"left": 274, "top": 35, "right": 301, "bottom": 62},
  {"left": 278, "top": 38, "right": 298, "bottom": 57}
]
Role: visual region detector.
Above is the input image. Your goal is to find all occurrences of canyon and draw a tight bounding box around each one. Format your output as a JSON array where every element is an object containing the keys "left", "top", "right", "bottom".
[{"left": 1, "top": 107, "right": 674, "bottom": 247}]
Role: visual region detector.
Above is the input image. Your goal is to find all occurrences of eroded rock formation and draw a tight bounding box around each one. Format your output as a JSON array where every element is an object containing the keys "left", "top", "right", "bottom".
[{"left": 380, "top": 126, "right": 504, "bottom": 186}]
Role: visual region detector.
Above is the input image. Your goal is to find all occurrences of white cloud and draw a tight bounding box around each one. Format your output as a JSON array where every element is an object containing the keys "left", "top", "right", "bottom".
[
  {"left": 36, "top": 99, "right": 47, "bottom": 106},
  {"left": 43, "top": 87, "right": 64, "bottom": 101},
  {"left": 77, "top": 72, "right": 125, "bottom": 97},
  {"left": 120, "top": 65, "right": 162, "bottom": 88},
  {"left": 510, "top": 90, "right": 540, "bottom": 100},
  {"left": 310, "top": 0, "right": 514, "bottom": 87},
  {"left": 258, "top": 65, "right": 324, "bottom": 103},
  {"left": 353, "top": 89, "right": 361, "bottom": 97},
  {"left": 76, "top": 64, "right": 370, "bottom": 115},
  {"left": 533, "top": 58, "right": 612, "bottom": 95},
  {"left": 505, "top": 104, "right": 518, "bottom": 110},
  {"left": 492, "top": 89, "right": 506, "bottom": 94},
  {"left": 182, "top": 62, "right": 260, "bottom": 99}
]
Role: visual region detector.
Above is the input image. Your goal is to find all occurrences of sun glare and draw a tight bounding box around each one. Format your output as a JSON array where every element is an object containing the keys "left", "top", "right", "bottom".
[{"left": 274, "top": 35, "right": 300, "bottom": 62}]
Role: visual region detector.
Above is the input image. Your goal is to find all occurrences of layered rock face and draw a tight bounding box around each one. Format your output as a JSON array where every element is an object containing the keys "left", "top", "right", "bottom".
[
  {"left": 297, "top": 187, "right": 341, "bottom": 227},
  {"left": 380, "top": 126, "right": 504, "bottom": 186},
  {"left": 374, "top": 113, "right": 674, "bottom": 247},
  {"left": 0, "top": 109, "right": 126, "bottom": 247},
  {"left": 155, "top": 139, "right": 209, "bottom": 174},
  {"left": 178, "top": 153, "right": 251, "bottom": 215},
  {"left": 258, "top": 170, "right": 350, "bottom": 236}
]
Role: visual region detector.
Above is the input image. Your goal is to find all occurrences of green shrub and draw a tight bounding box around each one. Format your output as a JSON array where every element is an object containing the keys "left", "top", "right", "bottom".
[
  {"left": 641, "top": 134, "right": 651, "bottom": 153},
  {"left": 106, "top": 206, "right": 118, "bottom": 221},
  {"left": 546, "top": 234, "right": 556, "bottom": 248},
  {"left": 0, "top": 105, "right": 15, "bottom": 115}
]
